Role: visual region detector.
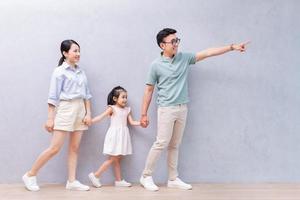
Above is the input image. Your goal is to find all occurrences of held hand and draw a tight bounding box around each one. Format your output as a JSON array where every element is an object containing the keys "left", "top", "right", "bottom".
[
  {"left": 140, "top": 115, "right": 149, "bottom": 128},
  {"left": 44, "top": 118, "right": 54, "bottom": 133},
  {"left": 83, "top": 115, "right": 92, "bottom": 126},
  {"left": 233, "top": 41, "right": 250, "bottom": 52}
]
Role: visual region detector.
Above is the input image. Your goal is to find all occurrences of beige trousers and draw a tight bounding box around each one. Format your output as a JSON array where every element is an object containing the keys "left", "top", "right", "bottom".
[{"left": 142, "top": 104, "right": 188, "bottom": 180}]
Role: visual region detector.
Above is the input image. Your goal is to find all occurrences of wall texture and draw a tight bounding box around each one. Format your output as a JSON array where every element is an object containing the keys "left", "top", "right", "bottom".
[{"left": 0, "top": 0, "right": 299, "bottom": 183}]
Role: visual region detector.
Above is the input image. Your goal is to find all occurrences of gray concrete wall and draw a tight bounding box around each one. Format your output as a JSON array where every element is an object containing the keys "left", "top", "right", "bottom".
[{"left": 0, "top": 0, "right": 299, "bottom": 183}]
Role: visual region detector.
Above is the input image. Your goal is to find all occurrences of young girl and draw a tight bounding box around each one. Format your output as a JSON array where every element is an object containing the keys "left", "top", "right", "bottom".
[
  {"left": 88, "top": 86, "right": 140, "bottom": 187},
  {"left": 22, "top": 40, "right": 92, "bottom": 191}
]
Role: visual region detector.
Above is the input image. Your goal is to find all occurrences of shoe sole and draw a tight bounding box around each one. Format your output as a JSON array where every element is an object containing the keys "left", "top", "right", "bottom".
[
  {"left": 115, "top": 184, "right": 132, "bottom": 187},
  {"left": 167, "top": 184, "right": 192, "bottom": 190},
  {"left": 24, "top": 187, "right": 40, "bottom": 192},
  {"left": 66, "top": 186, "right": 90, "bottom": 191}
]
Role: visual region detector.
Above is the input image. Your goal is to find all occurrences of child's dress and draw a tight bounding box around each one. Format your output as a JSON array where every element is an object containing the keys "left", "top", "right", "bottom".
[{"left": 103, "top": 105, "right": 132, "bottom": 155}]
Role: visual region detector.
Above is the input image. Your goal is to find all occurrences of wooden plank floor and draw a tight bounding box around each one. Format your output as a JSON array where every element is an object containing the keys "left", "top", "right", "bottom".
[{"left": 1, "top": 184, "right": 300, "bottom": 200}]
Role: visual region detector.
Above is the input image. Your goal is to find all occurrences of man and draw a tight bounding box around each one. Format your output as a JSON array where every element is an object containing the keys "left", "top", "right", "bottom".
[{"left": 139, "top": 28, "right": 249, "bottom": 191}]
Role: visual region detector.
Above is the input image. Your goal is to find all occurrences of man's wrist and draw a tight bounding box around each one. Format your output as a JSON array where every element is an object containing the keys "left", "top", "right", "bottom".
[{"left": 141, "top": 114, "right": 147, "bottom": 117}]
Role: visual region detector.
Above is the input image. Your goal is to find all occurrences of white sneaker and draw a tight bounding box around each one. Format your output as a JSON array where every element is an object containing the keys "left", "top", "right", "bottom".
[
  {"left": 167, "top": 177, "right": 192, "bottom": 190},
  {"left": 66, "top": 180, "right": 90, "bottom": 191},
  {"left": 88, "top": 173, "right": 102, "bottom": 188},
  {"left": 140, "top": 176, "right": 159, "bottom": 191},
  {"left": 22, "top": 173, "right": 40, "bottom": 191},
  {"left": 115, "top": 179, "right": 132, "bottom": 187}
]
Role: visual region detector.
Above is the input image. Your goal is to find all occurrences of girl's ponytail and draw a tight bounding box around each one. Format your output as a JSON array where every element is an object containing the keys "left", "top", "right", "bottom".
[{"left": 107, "top": 90, "right": 115, "bottom": 105}]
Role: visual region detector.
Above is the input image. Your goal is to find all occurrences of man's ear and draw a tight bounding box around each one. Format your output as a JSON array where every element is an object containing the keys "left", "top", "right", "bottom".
[{"left": 159, "top": 42, "right": 165, "bottom": 50}]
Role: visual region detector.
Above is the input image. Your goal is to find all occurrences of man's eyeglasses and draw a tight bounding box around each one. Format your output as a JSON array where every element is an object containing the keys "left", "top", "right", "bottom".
[{"left": 163, "top": 38, "right": 181, "bottom": 45}]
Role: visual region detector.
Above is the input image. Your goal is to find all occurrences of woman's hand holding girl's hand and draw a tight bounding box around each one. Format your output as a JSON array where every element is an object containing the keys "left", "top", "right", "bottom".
[
  {"left": 45, "top": 118, "right": 54, "bottom": 133},
  {"left": 83, "top": 115, "right": 92, "bottom": 126}
]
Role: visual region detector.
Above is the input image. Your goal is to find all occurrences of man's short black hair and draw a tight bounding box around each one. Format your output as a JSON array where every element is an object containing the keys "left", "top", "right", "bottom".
[{"left": 156, "top": 28, "right": 177, "bottom": 48}]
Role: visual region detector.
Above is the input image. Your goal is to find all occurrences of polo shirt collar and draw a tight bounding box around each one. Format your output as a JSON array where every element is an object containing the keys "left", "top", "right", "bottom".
[{"left": 160, "top": 52, "right": 177, "bottom": 63}]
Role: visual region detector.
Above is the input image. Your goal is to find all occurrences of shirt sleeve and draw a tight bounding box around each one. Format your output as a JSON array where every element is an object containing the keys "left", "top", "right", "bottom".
[
  {"left": 85, "top": 86, "right": 92, "bottom": 100},
  {"left": 84, "top": 78, "right": 92, "bottom": 100},
  {"left": 80, "top": 70, "right": 92, "bottom": 100},
  {"left": 47, "top": 69, "right": 64, "bottom": 106},
  {"left": 146, "top": 63, "right": 157, "bottom": 85},
  {"left": 183, "top": 52, "right": 196, "bottom": 65}
]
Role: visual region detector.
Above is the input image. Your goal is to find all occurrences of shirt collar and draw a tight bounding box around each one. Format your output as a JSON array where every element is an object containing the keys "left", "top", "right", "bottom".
[
  {"left": 160, "top": 52, "right": 177, "bottom": 63},
  {"left": 61, "top": 62, "right": 81, "bottom": 73}
]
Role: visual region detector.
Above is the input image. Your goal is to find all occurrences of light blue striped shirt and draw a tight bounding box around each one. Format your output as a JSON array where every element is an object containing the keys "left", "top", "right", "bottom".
[{"left": 47, "top": 62, "right": 92, "bottom": 106}]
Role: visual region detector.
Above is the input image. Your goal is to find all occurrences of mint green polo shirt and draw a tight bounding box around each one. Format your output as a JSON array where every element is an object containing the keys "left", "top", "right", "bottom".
[{"left": 146, "top": 52, "right": 196, "bottom": 107}]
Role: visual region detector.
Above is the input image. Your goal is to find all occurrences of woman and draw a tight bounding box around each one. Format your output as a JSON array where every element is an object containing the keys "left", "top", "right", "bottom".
[{"left": 22, "top": 40, "right": 92, "bottom": 191}]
